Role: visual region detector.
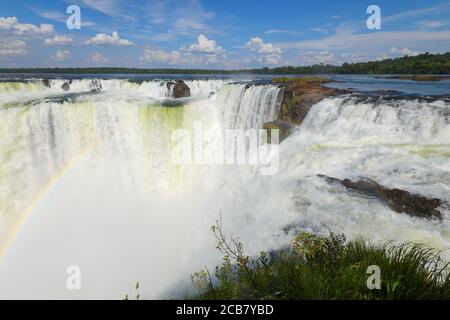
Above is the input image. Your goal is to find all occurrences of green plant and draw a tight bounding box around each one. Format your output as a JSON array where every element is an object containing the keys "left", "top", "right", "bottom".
[
  {"left": 124, "top": 282, "right": 141, "bottom": 300},
  {"left": 191, "top": 223, "right": 450, "bottom": 300}
]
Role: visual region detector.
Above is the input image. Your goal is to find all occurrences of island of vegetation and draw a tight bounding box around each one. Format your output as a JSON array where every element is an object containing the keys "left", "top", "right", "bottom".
[{"left": 1, "top": 52, "right": 449, "bottom": 75}]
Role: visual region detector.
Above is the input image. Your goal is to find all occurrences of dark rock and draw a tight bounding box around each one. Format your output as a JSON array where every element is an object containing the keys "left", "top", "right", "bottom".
[
  {"left": 318, "top": 175, "right": 445, "bottom": 220},
  {"left": 263, "top": 120, "right": 294, "bottom": 143},
  {"left": 167, "top": 80, "right": 190, "bottom": 98},
  {"left": 42, "top": 79, "right": 51, "bottom": 88},
  {"left": 276, "top": 80, "right": 350, "bottom": 126},
  {"left": 61, "top": 82, "right": 70, "bottom": 92},
  {"left": 89, "top": 80, "right": 102, "bottom": 92}
]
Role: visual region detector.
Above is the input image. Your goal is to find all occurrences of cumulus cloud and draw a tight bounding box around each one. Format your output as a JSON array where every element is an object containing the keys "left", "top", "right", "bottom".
[
  {"left": 390, "top": 47, "right": 420, "bottom": 56},
  {"left": 139, "top": 36, "right": 227, "bottom": 67},
  {"left": 296, "top": 50, "right": 371, "bottom": 66},
  {"left": 45, "top": 35, "right": 74, "bottom": 46},
  {"left": 181, "top": 34, "right": 225, "bottom": 54},
  {"left": 0, "top": 16, "right": 53, "bottom": 36},
  {"left": 90, "top": 52, "right": 108, "bottom": 64},
  {"left": 246, "top": 37, "right": 281, "bottom": 55},
  {"left": 52, "top": 49, "right": 70, "bottom": 61},
  {"left": 299, "top": 50, "right": 336, "bottom": 65},
  {"left": 0, "top": 39, "right": 27, "bottom": 57},
  {"left": 139, "top": 46, "right": 181, "bottom": 64},
  {"left": 86, "top": 31, "right": 134, "bottom": 46},
  {"left": 245, "top": 37, "right": 282, "bottom": 65}
]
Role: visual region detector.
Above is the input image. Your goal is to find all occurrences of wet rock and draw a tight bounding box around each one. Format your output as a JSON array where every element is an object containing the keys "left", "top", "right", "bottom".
[
  {"left": 61, "top": 82, "right": 70, "bottom": 92},
  {"left": 263, "top": 120, "right": 294, "bottom": 143},
  {"left": 318, "top": 175, "right": 445, "bottom": 220},
  {"left": 275, "top": 77, "right": 350, "bottom": 125},
  {"left": 167, "top": 80, "right": 190, "bottom": 98},
  {"left": 89, "top": 80, "right": 102, "bottom": 92},
  {"left": 42, "top": 79, "right": 51, "bottom": 88}
]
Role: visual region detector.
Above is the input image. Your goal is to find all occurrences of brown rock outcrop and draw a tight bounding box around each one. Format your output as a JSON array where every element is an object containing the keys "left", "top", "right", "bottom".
[{"left": 318, "top": 175, "right": 445, "bottom": 220}]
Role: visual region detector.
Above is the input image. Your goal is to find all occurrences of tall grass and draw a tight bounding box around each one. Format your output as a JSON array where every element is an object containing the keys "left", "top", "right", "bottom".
[{"left": 191, "top": 219, "right": 450, "bottom": 300}]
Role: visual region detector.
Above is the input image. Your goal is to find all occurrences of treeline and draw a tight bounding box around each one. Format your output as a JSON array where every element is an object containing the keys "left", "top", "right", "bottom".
[{"left": 1, "top": 52, "right": 449, "bottom": 75}]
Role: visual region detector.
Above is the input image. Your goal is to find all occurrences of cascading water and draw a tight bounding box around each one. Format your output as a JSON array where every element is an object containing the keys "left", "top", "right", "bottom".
[
  {"left": 0, "top": 79, "right": 448, "bottom": 299},
  {"left": 0, "top": 78, "right": 283, "bottom": 299},
  {"left": 214, "top": 83, "right": 282, "bottom": 129}
]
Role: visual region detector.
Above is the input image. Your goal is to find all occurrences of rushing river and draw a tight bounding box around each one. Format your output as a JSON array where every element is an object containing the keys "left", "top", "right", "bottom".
[{"left": 0, "top": 75, "right": 449, "bottom": 299}]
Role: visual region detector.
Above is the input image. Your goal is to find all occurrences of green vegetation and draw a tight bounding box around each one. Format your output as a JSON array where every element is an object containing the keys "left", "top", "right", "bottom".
[
  {"left": 191, "top": 218, "right": 450, "bottom": 300},
  {"left": 281, "top": 95, "right": 302, "bottom": 119},
  {"left": 380, "top": 75, "right": 449, "bottom": 81},
  {"left": 1, "top": 52, "right": 449, "bottom": 75},
  {"left": 272, "top": 76, "right": 330, "bottom": 84},
  {"left": 124, "top": 282, "right": 141, "bottom": 300}
]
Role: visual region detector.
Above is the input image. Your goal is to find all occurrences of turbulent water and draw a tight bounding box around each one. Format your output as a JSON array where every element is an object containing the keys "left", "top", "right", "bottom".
[{"left": 0, "top": 77, "right": 449, "bottom": 299}]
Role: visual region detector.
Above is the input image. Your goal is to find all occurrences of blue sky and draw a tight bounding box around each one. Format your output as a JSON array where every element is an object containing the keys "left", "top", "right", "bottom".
[{"left": 1, "top": 0, "right": 450, "bottom": 68}]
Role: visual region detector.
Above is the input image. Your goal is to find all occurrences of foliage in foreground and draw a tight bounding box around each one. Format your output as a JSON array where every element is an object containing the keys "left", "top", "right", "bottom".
[{"left": 191, "top": 219, "right": 450, "bottom": 300}]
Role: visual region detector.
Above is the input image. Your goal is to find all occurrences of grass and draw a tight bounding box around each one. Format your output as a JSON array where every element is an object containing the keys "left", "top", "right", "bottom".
[
  {"left": 191, "top": 218, "right": 450, "bottom": 300},
  {"left": 272, "top": 76, "right": 330, "bottom": 84}
]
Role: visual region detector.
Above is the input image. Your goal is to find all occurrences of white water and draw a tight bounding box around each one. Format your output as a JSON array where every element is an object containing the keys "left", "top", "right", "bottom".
[{"left": 0, "top": 80, "right": 449, "bottom": 299}]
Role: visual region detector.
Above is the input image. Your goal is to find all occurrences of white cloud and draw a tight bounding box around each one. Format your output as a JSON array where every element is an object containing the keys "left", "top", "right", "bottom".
[
  {"left": 276, "top": 30, "right": 450, "bottom": 53},
  {"left": 145, "top": 0, "right": 217, "bottom": 35},
  {"left": 90, "top": 52, "right": 108, "bottom": 64},
  {"left": 174, "top": 19, "right": 211, "bottom": 33},
  {"left": 34, "top": 9, "right": 96, "bottom": 27},
  {"left": 0, "top": 16, "right": 53, "bottom": 36},
  {"left": 45, "top": 35, "right": 74, "bottom": 46},
  {"left": 86, "top": 31, "right": 134, "bottom": 46},
  {"left": 139, "top": 46, "right": 182, "bottom": 64},
  {"left": 299, "top": 51, "right": 335, "bottom": 65},
  {"left": 390, "top": 47, "right": 420, "bottom": 56},
  {"left": 415, "top": 20, "right": 447, "bottom": 29},
  {"left": 0, "top": 39, "right": 27, "bottom": 57},
  {"left": 384, "top": 2, "right": 450, "bottom": 23},
  {"left": 296, "top": 51, "right": 372, "bottom": 66},
  {"left": 246, "top": 37, "right": 281, "bottom": 55},
  {"left": 245, "top": 37, "right": 282, "bottom": 65},
  {"left": 309, "top": 27, "right": 329, "bottom": 34},
  {"left": 140, "top": 36, "right": 229, "bottom": 67},
  {"left": 265, "top": 29, "right": 303, "bottom": 36},
  {"left": 82, "top": 0, "right": 120, "bottom": 17},
  {"left": 52, "top": 49, "right": 70, "bottom": 61},
  {"left": 182, "top": 34, "right": 225, "bottom": 54}
]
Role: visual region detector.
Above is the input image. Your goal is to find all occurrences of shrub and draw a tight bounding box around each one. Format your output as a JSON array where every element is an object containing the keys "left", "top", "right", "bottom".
[{"left": 191, "top": 218, "right": 450, "bottom": 300}]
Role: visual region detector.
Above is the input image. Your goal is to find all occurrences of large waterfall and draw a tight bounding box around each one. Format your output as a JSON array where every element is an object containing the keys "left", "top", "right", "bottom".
[
  {"left": 0, "top": 79, "right": 283, "bottom": 299},
  {"left": 0, "top": 79, "right": 448, "bottom": 299}
]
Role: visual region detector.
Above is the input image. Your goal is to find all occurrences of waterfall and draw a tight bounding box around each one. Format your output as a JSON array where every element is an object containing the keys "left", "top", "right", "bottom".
[
  {"left": 300, "top": 96, "right": 450, "bottom": 145},
  {"left": 0, "top": 79, "right": 234, "bottom": 102},
  {"left": 0, "top": 78, "right": 448, "bottom": 299},
  {"left": 185, "top": 79, "right": 232, "bottom": 97},
  {"left": 214, "top": 83, "right": 282, "bottom": 129}
]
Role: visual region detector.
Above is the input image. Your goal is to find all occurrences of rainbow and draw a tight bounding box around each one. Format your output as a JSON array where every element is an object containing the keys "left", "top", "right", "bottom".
[{"left": 0, "top": 145, "right": 96, "bottom": 259}]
